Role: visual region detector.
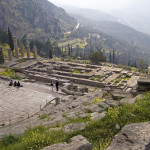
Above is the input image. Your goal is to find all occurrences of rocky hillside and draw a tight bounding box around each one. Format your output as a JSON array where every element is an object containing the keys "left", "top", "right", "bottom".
[{"left": 0, "top": 0, "right": 76, "bottom": 39}]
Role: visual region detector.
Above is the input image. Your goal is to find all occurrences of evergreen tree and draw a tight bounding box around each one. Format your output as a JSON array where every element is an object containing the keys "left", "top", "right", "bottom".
[
  {"left": 103, "top": 49, "right": 106, "bottom": 57},
  {"left": 68, "top": 43, "right": 71, "bottom": 57},
  {"left": 89, "top": 51, "right": 106, "bottom": 65},
  {"left": 8, "top": 27, "right": 14, "bottom": 52},
  {"left": 128, "top": 60, "right": 131, "bottom": 66},
  {"left": 113, "top": 50, "right": 115, "bottom": 64},
  {"left": 45, "top": 39, "right": 53, "bottom": 59},
  {"left": 57, "top": 46, "right": 61, "bottom": 57},
  {"left": 109, "top": 51, "right": 112, "bottom": 63},
  {"left": 71, "top": 46, "right": 73, "bottom": 54},
  {"left": 134, "top": 61, "right": 137, "bottom": 68}
]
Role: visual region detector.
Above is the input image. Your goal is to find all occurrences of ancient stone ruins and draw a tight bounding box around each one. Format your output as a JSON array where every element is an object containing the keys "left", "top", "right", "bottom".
[{"left": 0, "top": 37, "right": 150, "bottom": 149}]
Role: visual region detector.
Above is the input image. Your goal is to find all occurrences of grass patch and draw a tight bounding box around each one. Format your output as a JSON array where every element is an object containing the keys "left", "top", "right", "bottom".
[
  {"left": 93, "top": 97, "right": 104, "bottom": 104},
  {"left": 124, "top": 77, "right": 130, "bottom": 82},
  {"left": 18, "top": 58, "right": 27, "bottom": 63},
  {"left": 85, "top": 109, "right": 93, "bottom": 113},
  {"left": 84, "top": 102, "right": 92, "bottom": 106},
  {"left": 90, "top": 77, "right": 95, "bottom": 80},
  {"left": 1, "top": 93, "right": 150, "bottom": 149},
  {"left": 114, "top": 78, "right": 122, "bottom": 84},
  {"left": 40, "top": 114, "right": 50, "bottom": 120},
  {"left": 0, "top": 68, "right": 22, "bottom": 80},
  {"left": 72, "top": 69, "right": 81, "bottom": 74},
  {"left": 90, "top": 76, "right": 103, "bottom": 82}
]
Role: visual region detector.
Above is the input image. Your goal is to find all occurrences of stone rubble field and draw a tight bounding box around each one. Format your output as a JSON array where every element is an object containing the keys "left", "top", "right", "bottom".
[{"left": 0, "top": 59, "right": 149, "bottom": 149}]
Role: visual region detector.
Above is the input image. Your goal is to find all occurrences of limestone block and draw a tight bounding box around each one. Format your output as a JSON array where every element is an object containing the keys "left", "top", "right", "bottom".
[
  {"left": 42, "top": 135, "right": 92, "bottom": 150},
  {"left": 90, "top": 112, "right": 106, "bottom": 121},
  {"left": 0, "top": 47, "right": 5, "bottom": 63},
  {"left": 8, "top": 49, "right": 12, "bottom": 61},
  {"left": 33, "top": 45, "right": 37, "bottom": 59},
  {"left": 13, "top": 36, "right": 19, "bottom": 59},
  {"left": 106, "top": 122, "right": 150, "bottom": 150},
  {"left": 26, "top": 45, "right": 30, "bottom": 58},
  {"left": 20, "top": 43, "right": 25, "bottom": 57},
  {"left": 63, "top": 122, "right": 88, "bottom": 133}
]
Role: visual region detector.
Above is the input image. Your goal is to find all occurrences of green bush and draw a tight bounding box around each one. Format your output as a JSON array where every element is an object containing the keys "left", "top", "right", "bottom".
[
  {"left": 72, "top": 70, "right": 81, "bottom": 74},
  {"left": 0, "top": 68, "right": 22, "bottom": 80},
  {"left": 18, "top": 58, "right": 27, "bottom": 63},
  {"left": 1, "top": 134, "right": 21, "bottom": 146}
]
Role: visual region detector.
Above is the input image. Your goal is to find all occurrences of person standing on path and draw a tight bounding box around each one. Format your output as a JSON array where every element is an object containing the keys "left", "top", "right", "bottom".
[
  {"left": 51, "top": 81, "right": 54, "bottom": 91},
  {"left": 56, "top": 81, "right": 59, "bottom": 92}
]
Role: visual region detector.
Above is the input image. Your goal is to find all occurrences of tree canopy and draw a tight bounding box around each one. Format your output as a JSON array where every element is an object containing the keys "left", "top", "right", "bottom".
[{"left": 89, "top": 51, "right": 106, "bottom": 65}]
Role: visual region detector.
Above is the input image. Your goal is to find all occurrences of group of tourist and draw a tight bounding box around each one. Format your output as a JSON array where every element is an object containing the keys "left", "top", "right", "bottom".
[
  {"left": 9, "top": 80, "right": 23, "bottom": 87},
  {"left": 51, "top": 80, "right": 59, "bottom": 92}
]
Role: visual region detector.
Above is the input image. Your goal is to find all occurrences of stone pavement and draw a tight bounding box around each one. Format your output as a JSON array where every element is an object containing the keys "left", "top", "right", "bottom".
[{"left": 0, "top": 79, "right": 63, "bottom": 126}]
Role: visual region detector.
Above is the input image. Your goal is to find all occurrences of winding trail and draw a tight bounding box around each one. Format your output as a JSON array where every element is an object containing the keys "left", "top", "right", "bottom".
[{"left": 65, "top": 23, "right": 80, "bottom": 35}]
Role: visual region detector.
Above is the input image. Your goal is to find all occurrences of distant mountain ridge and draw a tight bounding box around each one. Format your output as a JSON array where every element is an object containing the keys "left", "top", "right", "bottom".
[
  {"left": 0, "top": 0, "right": 76, "bottom": 39},
  {"left": 63, "top": 6, "right": 120, "bottom": 23}
]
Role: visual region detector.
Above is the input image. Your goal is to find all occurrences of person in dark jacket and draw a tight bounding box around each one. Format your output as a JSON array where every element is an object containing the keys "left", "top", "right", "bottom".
[
  {"left": 14, "top": 81, "right": 17, "bottom": 87},
  {"left": 17, "top": 81, "right": 21, "bottom": 87},
  {"left": 56, "top": 81, "right": 59, "bottom": 91},
  {"left": 9, "top": 80, "right": 13, "bottom": 86}
]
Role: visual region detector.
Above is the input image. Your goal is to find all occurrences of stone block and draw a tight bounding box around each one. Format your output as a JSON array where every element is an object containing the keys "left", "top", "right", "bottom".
[
  {"left": 63, "top": 122, "right": 88, "bottom": 133},
  {"left": 42, "top": 135, "right": 92, "bottom": 150},
  {"left": 90, "top": 112, "right": 106, "bottom": 121},
  {"left": 106, "top": 122, "right": 150, "bottom": 150}
]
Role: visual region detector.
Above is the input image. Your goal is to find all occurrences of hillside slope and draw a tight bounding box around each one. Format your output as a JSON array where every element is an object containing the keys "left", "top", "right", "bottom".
[{"left": 0, "top": 0, "right": 76, "bottom": 39}]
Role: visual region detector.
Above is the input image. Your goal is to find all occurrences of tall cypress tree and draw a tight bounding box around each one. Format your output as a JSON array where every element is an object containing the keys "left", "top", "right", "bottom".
[
  {"left": 109, "top": 51, "right": 112, "bottom": 63},
  {"left": 45, "top": 39, "right": 53, "bottom": 59},
  {"left": 8, "top": 27, "right": 14, "bottom": 52},
  {"left": 113, "top": 50, "right": 115, "bottom": 64},
  {"left": 68, "top": 43, "right": 71, "bottom": 57}
]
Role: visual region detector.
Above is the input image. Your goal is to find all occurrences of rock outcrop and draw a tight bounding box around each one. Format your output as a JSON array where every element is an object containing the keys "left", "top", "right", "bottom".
[
  {"left": 42, "top": 135, "right": 92, "bottom": 150},
  {"left": 106, "top": 122, "right": 150, "bottom": 150},
  {"left": 0, "top": 0, "right": 76, "bottom": 38}
]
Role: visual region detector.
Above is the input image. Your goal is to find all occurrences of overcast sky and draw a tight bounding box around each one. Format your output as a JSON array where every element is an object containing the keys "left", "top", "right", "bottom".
[{"left": 49, "top": 0, "right": 144, "bottom": 11}]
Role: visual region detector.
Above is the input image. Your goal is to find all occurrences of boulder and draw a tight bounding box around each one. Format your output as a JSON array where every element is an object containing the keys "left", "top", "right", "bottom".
[
  {"left": 137, "top": 78, "right": 150, "bottom": 92},
  {"left": 120, "top": 97, "right": 136, "bottom": 105},
  {"left": 105, "top": 100, "right": 120, "bottom": 107},
  {"left": 112, "top": 91, "right": 132, "bottom": 100},
  {"left": 79, "top": 87, "right": 88, "bottom": 93},
  {"left": 61, "top": 95, "right": 74, "bottom": 102},
  {"left": 61, "top": 88, "right": 83, "bottom": 96},
  {"left": 91, "top": 112, "right": 106, "bottom": 121},
  {"left": 106, "top": 122, "right": 150, "bottom": 150},
  {"left": 62, "top": 122, "right": 88, "bottom": 133},
  {"left": 86, "top": 103, "right": 104, "bottom": 113},
  {"left": 42, "top": 135, "right": 92, "bottom": 150}
]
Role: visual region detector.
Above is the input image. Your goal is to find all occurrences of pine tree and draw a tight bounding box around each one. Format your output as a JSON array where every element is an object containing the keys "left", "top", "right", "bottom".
[
  {"left": 68, "top": 43, "right": 71, "bottom": 57},
  {"left": 8, "top": 27, "right": 14, "bottom": 52},
  {"left": 109, "top": 51, "right": 112, "bottom": 63},
  {"left": 113, "top": 50, "right": 115, "bottom": 64},
  {"left": 71, "top": 46, "right": 73, "bottom": 53},
  {"left": 45, "top": 39, "right": 53, "bottom": 59}
]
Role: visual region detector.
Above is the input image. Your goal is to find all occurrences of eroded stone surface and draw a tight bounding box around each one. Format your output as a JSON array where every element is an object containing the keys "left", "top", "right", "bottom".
[
  {"left": 106, "top": 122, "right": 150, "bottom": 150},
  {"left": 63, "top": 122, "right": 88, "bottom": 133},
  {"left": 42, "top": 135, "right": 92, "bottom": 150}
]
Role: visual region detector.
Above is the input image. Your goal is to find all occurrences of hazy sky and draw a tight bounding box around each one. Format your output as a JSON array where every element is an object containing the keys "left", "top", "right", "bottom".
[{"left": 49, "top": 0, "right": 143, "bottom": 11}]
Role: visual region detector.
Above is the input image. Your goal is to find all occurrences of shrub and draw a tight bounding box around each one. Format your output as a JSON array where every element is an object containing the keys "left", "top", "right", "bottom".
[
  {"left": 93, "top": 97, "right": 104, "bottom": 104},
  {"left": 1, "top": 134, "right": 21, "bottom": 146},
  {"left": 0, "top": 68, "right": 22, "bottom": 80}
]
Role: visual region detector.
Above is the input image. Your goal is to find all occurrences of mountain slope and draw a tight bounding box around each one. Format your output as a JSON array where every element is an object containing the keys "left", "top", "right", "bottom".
[
  {"left": 63, "top": 6, "right": 120, "bottom": 23},
  {"left": 0, "top": 0, "right": 76, "bottom": 38}
]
